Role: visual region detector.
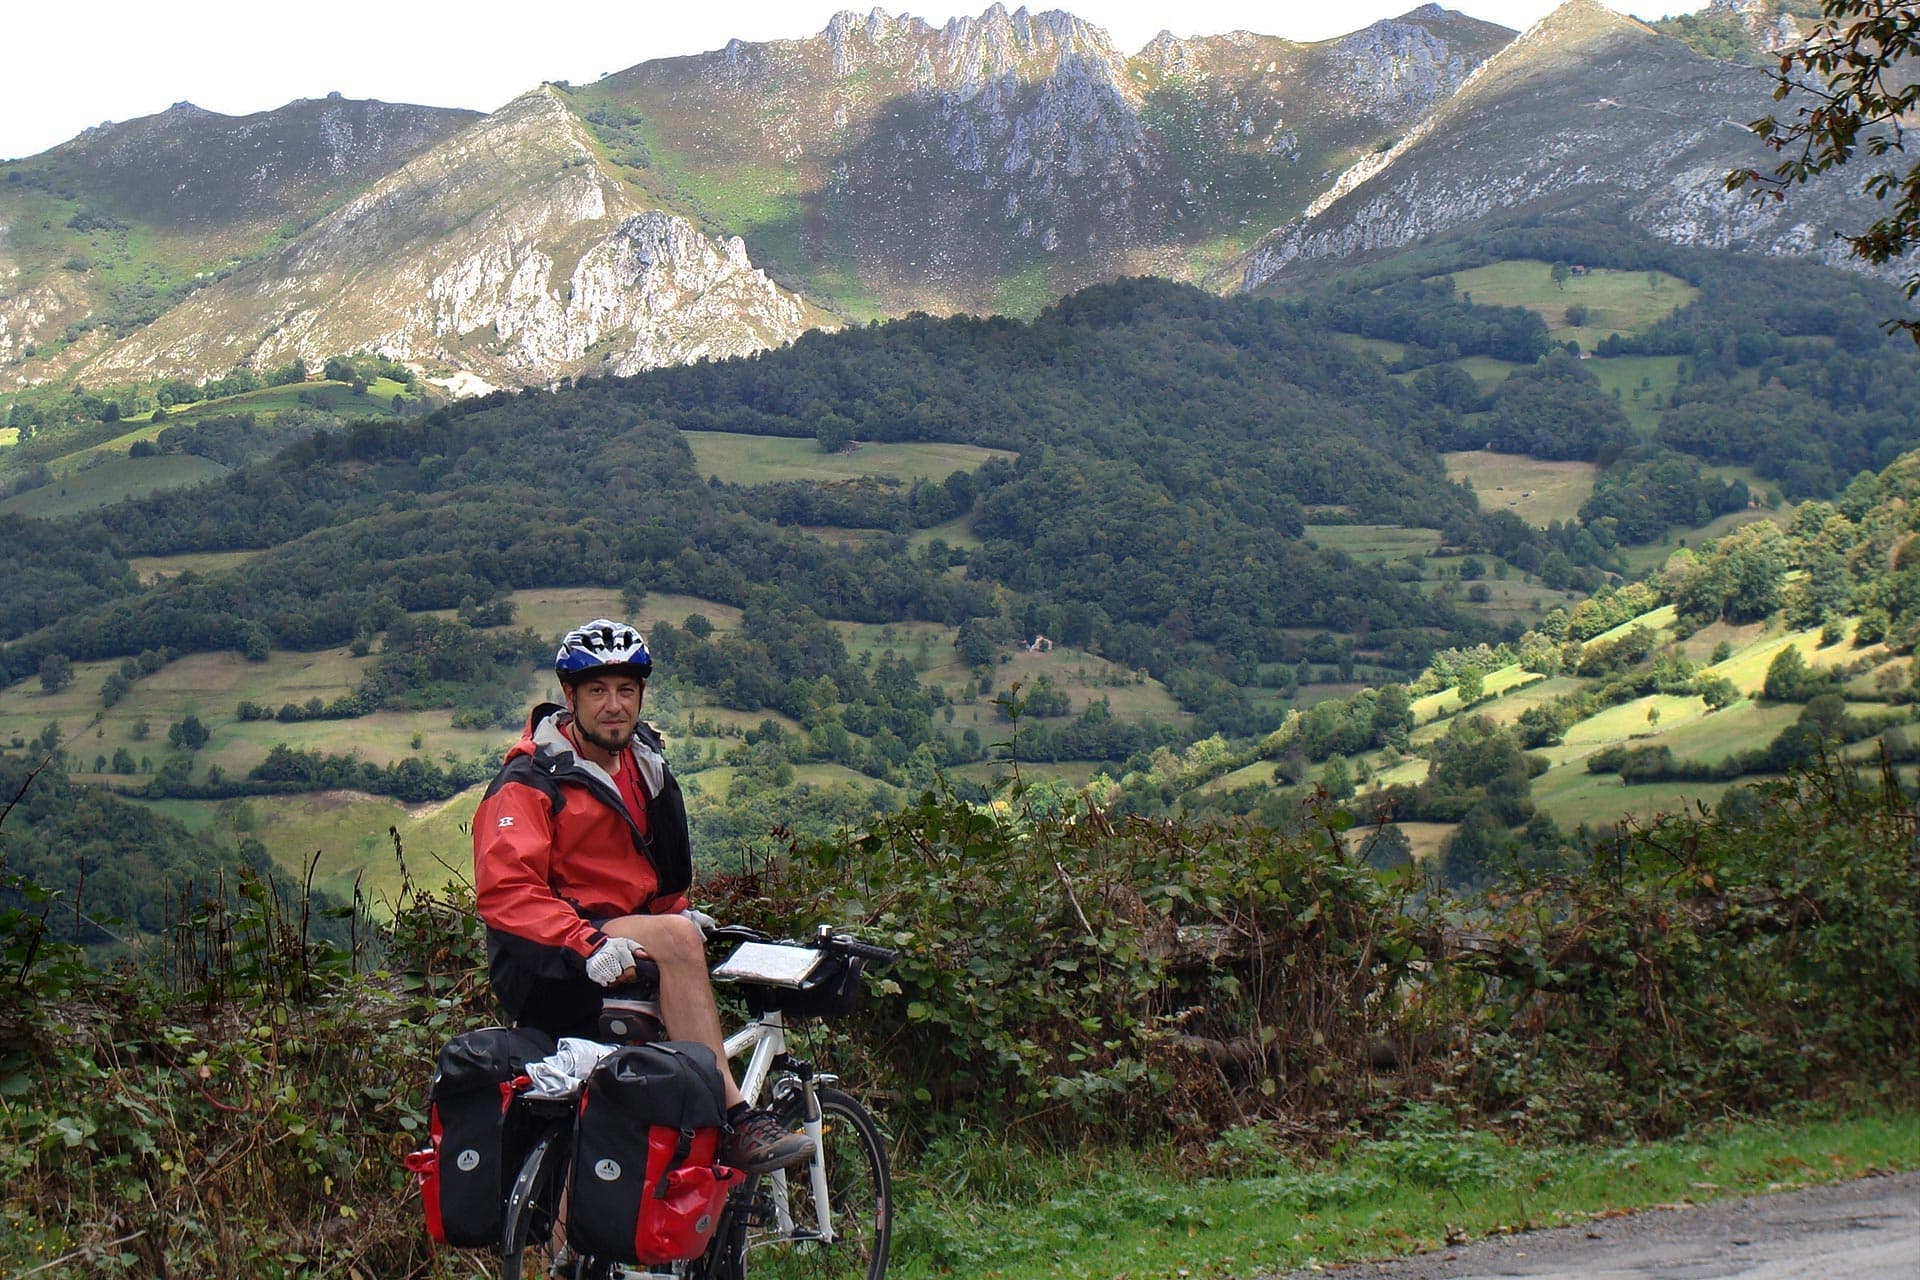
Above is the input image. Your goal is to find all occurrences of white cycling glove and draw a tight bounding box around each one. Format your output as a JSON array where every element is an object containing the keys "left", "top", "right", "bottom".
[
  {"left": 683, "top": 908, "right": 718, "bottom": 935},
  {"left": 586, "top": 936, "right": 645, "bottom": 987}
]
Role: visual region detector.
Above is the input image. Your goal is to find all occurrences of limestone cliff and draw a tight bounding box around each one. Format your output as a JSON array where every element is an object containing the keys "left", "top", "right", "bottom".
[
  {"left": 79, "top": 90, "right": 813, "bottom": 387},
  {"left": 1236, "top": 0, "right": 1890, "bottom": 293}
]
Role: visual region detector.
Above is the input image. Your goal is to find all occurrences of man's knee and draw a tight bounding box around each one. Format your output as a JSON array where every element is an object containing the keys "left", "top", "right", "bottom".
[{"left": 605, "top": 912, "right": 705, "bottom": 968}]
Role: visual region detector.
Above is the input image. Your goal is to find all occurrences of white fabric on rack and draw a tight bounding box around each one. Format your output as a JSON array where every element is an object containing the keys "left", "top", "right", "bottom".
[{"left": 524, "top": 1036, "right": 620, "bottom": 1098}]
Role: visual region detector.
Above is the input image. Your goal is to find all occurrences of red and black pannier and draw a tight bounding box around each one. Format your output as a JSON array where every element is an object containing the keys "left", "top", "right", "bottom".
[
  {"left": 567, "top": 1040, "right": 742, "bottom": 1264},
  {"left": 406, "top": 1026, "right": 555, "bottom": 1247}
]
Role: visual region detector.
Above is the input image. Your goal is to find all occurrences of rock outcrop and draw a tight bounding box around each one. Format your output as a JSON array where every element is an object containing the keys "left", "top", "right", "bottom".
[
  {"left": 79, "top": 90, "right": 812, "bottom": 387},
  {"left": 1236, "top": 0, "right": 1888, "bottom": 293}
]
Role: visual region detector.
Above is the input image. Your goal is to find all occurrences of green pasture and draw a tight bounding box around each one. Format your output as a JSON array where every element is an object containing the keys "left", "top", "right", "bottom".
[
  {"left": 831, "top": 619, "right": 957, "bottom": 669},
  {"left": 1445, "top": 261, "right": 1698, "bottom": 339},
  {"left": 794, "top": 526, "right": 893, "bottom": 550},
  {"left": 0, "top": 427, "right": 19, "bottom": 448},
  {"left": 683, "top": 432, "right": 1013, "bottom": 487},
  {"left": 1303, "top": 524, "right": 1443, "bottom": 560},
  {"left": 193, "top": 711, "right": 510, "bottom": 783},
  {"left": 907, "top": 514, "right": 983, "bottom": 552},
  {"left": 1586, "top": 354, "right": 1687, "bottom": 432},
  {"left": 1410, "top": 663, "right": 1536, "bottom": 723},
  {"left": 163, "top": 378, "right": 421, "bottom": 421},
  {"left": 1331, "top": 334, "right": 1407, "bottom": 366},
  {"left": 1443, "top": 451, "right": 1600, "bottom": 526},
  {"left": 1561, "top": 692, "right": 1711, "bottom": 746},
  {"left": 1705, "top": 622, "right": 1839, "bottom": 696},
  {"left": 1621, "top": 506, "right": 1789, "bottom": 574},
  {"left": 0, "top": 453, "right": 225, "bottom": 518},
  {"left": 1528, "top": 763, "right": 1741, "bottom": 832},
  {"left": 127, "top": 549, "right": 263, "bottom": 583},
  {"left": 1586, "top": 603, "right": 1677, "bottom": 645},
  {"left": 1196, "top": 759, "right": 1277, "bottom": 796},
  {"left": 1453, "top": 355, "right": 1524, "bottom": 388},
  {"left": 499, "top": 588, "right": 744, "bottom": 641},
  {"left": 1647, "top": 698, "right": 1803, "bottom": 764}
]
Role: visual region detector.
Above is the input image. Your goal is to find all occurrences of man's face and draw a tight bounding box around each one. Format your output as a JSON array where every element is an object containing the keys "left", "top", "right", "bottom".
[{"left": 565, "top": 673, "right": 644, "bottom": 755}]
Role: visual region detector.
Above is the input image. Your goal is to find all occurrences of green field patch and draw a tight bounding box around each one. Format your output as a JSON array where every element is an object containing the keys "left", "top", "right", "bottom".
[
  {"left": 1304, "top": 524, "right": 1442, "bottom": 561},
  {"left": 1587, "top": 603, "right": 1678, "bottom": 645},
  {"left": 1586, "top": 354, "right": 1687, "bottom": 433},
  {"left": 0, "top": 453, "right": 225, "bottom": 518},
  {"left": 1647, "top": 699, "right": 1803, "bottom": 765},
  {"left": 1410, "top": 664, "right": 1536, "bottom": 723},
  {"left": 196, "top": 711, "right": 509, "bottom": 782},
  {"left": 1196, "top": 759, "right": 1279, "bottom": 796},
  {"left": 1469, "top": 675, "right": 1585, "bottom": 728},
  {"left": 1621, "top": 506, "right": 1790, "bottom": 575},
  {"left": 1387, "top": 820, "right": 1453, "bottom": 862},
  {"left": 1561, "top": 693, "right": 1711, "bottom": 747},
  {"left": 0, "top": 427, "right": 18, "bottom": 448},
  {"left": 950, "top": 760, "right": 1100, "bottom": 788},
  {"left": 127, "top": 549, "right": 264, "bottom": 583},
  {"left": 907, "top": 514, "right": 983, "bottom": 552},
  {"left": 502, "top": 588, "right": 744, "bottom": 642},
  {"left": 1706, "top": 623, "right": 1839, "bottom": 696},
  {"left": 794, "top": 525, "right": 893, "bottom": 549},
  {"left": 1453, "top": 355, "right": 1525, "bottom": 388},
  {"left": 683, "top": 432, "right": 1013, "bottom": 486},
  {"left": 1443, "top": 451, "right": 1601, "bottom": 527},
  {"left": 1529, "top": 761, "right": 1748, "bottom": 831},
  {"left": 164, "top": 380, "right": 419, "bottom": 421},
  {"left": 1445, "top": 261, "right": 1698, "bottom": 339},
  {"left": 1366, "top": 757, "right": 1431, "bottom": 790},
  {"left": 1332, "top": 334, "right": 1408, "bottom": 366}
]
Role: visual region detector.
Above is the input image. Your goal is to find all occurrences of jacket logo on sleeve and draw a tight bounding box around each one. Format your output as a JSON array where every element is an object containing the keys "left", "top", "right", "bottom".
[{"left": 497, "top": 815, "right": 515, "bottom": 828}]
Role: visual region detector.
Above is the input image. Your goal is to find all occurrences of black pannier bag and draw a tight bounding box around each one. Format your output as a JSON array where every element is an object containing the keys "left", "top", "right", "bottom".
[
  {"left": 567, "top": 1040, "right": 742, "bottom": 1264},
  {"left": 406, "top": 1026, "right": 555, "bottom": 1247}
]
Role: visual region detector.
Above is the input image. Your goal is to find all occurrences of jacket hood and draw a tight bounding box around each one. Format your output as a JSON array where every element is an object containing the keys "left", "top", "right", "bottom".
[{"left": 508, "top": 702, "right": 667, "bottom": 798}]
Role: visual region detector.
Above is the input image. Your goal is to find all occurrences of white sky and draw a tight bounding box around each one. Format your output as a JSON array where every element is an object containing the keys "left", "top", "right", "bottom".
[{"left": 2, "top": 0, "right": 1696, "bottom": 163}]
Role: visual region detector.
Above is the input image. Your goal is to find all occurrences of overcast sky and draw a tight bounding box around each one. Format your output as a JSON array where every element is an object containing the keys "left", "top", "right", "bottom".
[{"left": 2, "top": 0, "right": 1698, "bottom": 162}]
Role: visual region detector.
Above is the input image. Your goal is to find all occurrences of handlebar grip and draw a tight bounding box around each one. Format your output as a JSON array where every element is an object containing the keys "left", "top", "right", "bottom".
[{"left": 827, "top": 935, "right": 898, "bottom": 965}]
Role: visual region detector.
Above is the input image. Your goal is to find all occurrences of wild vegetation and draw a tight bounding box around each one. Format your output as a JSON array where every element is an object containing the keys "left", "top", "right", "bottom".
[{"left": 1, "top": 733, "right": 1912, "bottom": 1277}]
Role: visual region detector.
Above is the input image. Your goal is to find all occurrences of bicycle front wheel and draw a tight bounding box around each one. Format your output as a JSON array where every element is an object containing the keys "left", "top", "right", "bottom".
[
  {"left": 501, "top": 1124, "right": 571, "bottom": 1280},
  {"left": 751, "top": 1086, "right": 892, "bottom": 1280}
]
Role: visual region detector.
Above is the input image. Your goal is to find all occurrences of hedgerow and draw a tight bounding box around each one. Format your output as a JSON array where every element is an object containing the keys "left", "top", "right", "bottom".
[{"left": 1, "top": 752, "right": 1915, "bottom": 1275}]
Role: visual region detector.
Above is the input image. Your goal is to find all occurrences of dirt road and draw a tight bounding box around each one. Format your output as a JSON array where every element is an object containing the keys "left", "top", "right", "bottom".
[{"left": 1269, "top": 1171, "right": 1919, "bottom": 1279}]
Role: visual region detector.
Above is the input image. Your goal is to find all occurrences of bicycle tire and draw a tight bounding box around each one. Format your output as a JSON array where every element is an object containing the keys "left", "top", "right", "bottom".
[
  {"left": 748, "top": 1086, "right": 892, "bottom": 1280},
  {"left": 500, "top": 1123, "right": 572, "bottom": 1280}
]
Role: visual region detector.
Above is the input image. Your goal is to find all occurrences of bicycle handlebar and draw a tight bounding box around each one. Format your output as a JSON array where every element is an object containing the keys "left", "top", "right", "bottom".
[{"left": 701, "top": 922, "right": 897, "bottom": 967}]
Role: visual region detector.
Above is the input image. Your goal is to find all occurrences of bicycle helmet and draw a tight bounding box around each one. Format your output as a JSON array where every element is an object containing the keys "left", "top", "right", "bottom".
[{"left": 554, "top": 618, "right": 653, "bottom": 683}]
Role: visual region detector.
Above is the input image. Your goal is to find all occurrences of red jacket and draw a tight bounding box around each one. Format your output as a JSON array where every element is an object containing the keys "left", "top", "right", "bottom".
[{"left": 473, "top": 703, "right": 691, "bottom": 1020}]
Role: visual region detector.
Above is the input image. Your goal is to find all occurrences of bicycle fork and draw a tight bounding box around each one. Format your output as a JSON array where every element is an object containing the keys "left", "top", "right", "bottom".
[{"left": 769, "top": 1074, "right": 838, "bottom": 1243}]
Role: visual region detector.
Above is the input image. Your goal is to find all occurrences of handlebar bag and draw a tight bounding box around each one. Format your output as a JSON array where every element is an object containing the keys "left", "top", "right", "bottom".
[
  {"left": 567, "top": 1040, "right": 743, "bottom": 1263},
  {"left": 407, "top": 1025, "right": 555, "bottom": 1247}
]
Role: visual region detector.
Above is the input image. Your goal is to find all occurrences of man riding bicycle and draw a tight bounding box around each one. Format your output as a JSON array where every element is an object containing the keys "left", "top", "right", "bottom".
[{"left": 473, "top": 617, "right": 812, "bottom": 1174}]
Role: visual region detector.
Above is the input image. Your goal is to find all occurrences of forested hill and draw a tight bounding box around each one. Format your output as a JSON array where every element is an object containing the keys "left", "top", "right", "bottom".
[{"left": 1, "top": 280, "right": 1554, "bottom": 693}]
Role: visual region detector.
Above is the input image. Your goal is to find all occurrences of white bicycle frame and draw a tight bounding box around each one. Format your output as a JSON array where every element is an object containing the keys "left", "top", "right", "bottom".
[{"left": 723, "top": 1009, "right": 840, "bottom": 1245}]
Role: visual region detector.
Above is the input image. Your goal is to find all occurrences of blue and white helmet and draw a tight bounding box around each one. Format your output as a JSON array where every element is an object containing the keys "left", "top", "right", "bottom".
[{"left": 554, "top": 618, "right": 653, "bottom": 683}]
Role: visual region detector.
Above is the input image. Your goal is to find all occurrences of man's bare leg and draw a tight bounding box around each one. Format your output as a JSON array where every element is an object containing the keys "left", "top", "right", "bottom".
[{"left": 601, "top": 912, "right": 744, "bottom": 1108}]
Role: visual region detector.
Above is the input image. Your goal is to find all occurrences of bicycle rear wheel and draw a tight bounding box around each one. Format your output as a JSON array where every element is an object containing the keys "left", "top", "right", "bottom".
[
  {"left": 501, "top": 1124, "right": 572, "bottom": 1280},
  {"left": 749, "top": 1086, "right": 891, "bottom": 1280}
]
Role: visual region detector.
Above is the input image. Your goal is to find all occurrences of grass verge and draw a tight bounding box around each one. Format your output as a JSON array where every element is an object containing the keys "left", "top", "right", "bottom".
[{"left": 889, "top": 1107, "right": 1919, "bottom": 1279}]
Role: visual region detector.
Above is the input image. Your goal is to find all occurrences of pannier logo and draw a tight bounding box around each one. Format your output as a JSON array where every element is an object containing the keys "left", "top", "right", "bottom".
[
  {"left": 594, "top": 1158, "right": 622, "bottom": 1181},
  {"left": 455, "top": 1149, "right": 481, "bottom": 1172}
]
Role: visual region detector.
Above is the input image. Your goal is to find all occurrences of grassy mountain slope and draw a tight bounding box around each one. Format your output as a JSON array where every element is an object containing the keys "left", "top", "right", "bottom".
[
  {"left": 1238, "top": 0, "right": 1900, "bottom": 296},
  {"left": 0, "top": 96, "right": 478, "bottom": 381}
]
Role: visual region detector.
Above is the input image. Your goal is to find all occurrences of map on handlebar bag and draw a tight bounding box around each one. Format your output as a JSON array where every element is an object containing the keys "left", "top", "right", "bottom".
[{"left": 712, "top": 942, "right": 826, "bottom": 987}]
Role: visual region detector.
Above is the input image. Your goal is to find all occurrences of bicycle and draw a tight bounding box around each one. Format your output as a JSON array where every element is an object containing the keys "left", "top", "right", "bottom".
[{"left": 498, "top": 925, "right": 898, "bottom": 1280}]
